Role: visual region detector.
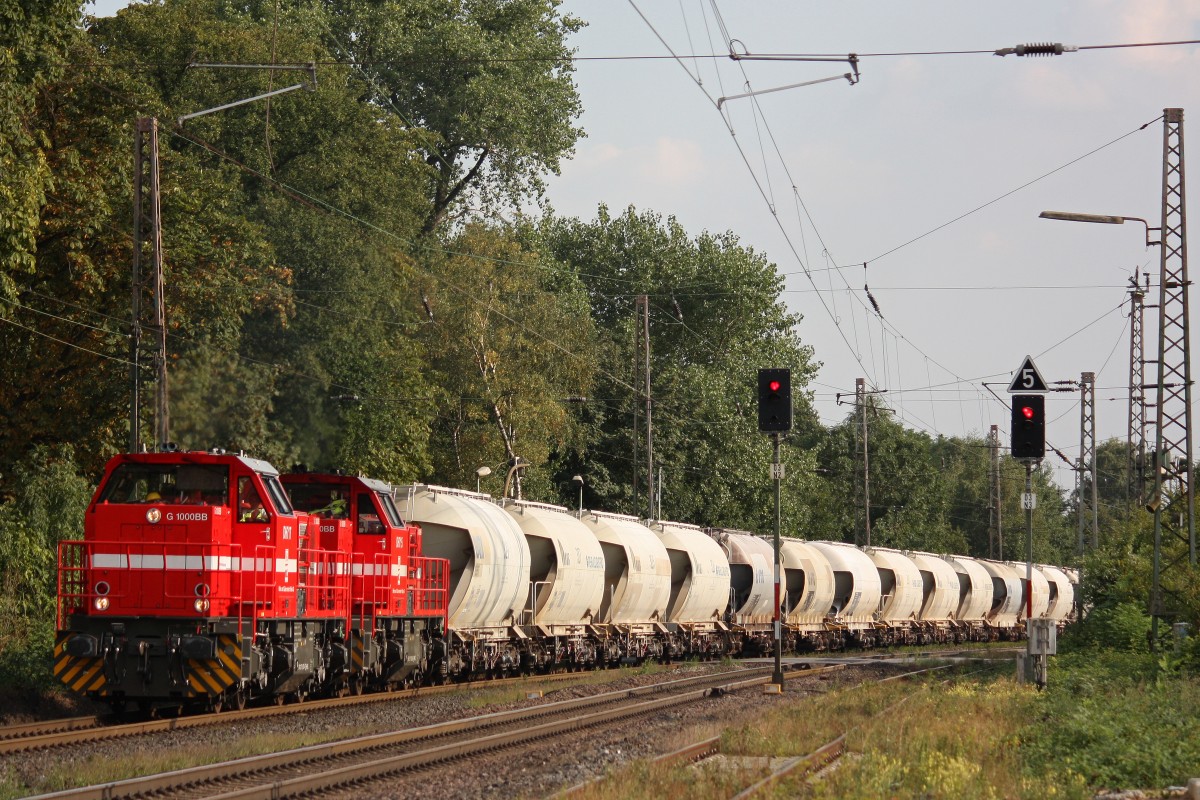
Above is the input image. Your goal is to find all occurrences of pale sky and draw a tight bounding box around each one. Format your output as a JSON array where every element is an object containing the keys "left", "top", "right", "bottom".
[{"left": 87, "top": 1, "right": 1200, "bottom": 488}]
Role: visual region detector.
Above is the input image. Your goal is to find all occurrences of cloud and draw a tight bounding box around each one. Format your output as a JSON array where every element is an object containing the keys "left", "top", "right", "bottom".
[
  {"left": 1113, "top": 1, "right": 1200, "bottom": 69},
  {"left": 562, "top": 137, "right": 705, "bottom": 187}
]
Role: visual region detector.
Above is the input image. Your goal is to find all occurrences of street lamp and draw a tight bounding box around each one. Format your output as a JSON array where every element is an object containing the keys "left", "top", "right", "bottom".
[
  {"left": 1041, "top": 205, "right": 1188, "bottom": 650},
  {"left": 475, "top": 465, "right": 491, "bottom": 493},
  {"left": 572, "top": 475, "right": 584, "bottom": 517},
  {"left": 1038, "top": 211, "right": 1160, "bottom": 248}
]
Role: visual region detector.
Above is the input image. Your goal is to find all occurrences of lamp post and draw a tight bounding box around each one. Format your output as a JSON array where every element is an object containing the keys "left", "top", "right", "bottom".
[
  {"left": 1040, "top": 205, "right": 1194, "bottom": 647},
  {"left": 475, "top": 465, "right": 491, "bottom": 494},
  {"left": 1038, "top": 211, "right": 1159, "bottom": 247},
  {"left": 572, "top": 474, "right": 584, "bottom": 517}
]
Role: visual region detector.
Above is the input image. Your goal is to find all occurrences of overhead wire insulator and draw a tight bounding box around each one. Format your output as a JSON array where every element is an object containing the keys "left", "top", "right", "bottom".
[{"left": 994, "top": 42, "right": 1078, "bottom": 57}]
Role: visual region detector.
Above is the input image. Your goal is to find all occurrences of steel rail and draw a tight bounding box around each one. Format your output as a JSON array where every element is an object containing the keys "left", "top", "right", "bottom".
[
  {"left": 30, "top": 667, "right": 777, "bottom": 800},
  {"left": 203, "top": 671, "right": 780, "bottom": 800},
  {"left": 2, "top": 665, "right": 672, "bottom": 755},
  {"left": 0, "top": 716, "right": 101, "bottom": 743},
  {"left": 730, "top": 735, "right": 847, "bottom": 799}
]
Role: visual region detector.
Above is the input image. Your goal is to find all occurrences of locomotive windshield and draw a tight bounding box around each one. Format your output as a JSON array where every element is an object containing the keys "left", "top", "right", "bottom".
[
  {"left": 286, "top": 483, "right": 350, "bottom": 518},
  {"left": 378, "top": 492, "right": 404, "bottom": 527},
  {"left": 98, "top": 463, "right": 228, "bottom": 505},
  {"left": 262, "top": 475, "right": 294, "bottom": 515}
]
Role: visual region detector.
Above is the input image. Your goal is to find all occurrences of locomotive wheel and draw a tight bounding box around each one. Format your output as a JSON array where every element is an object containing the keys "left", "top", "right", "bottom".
[
  {"left": 273, "top": 693, "right": 286, "bottom": 706},
  {"left": 349, "top": 676, "right": 364, "bottom": 696},
  {"left": 231, "top": 688, "right": 247, "bottom": 711},
  {"left": 208, "top": 695, "right": 224, "bottom": 714}
]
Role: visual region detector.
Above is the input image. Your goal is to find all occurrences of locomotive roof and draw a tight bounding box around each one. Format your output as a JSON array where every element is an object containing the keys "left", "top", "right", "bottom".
[
  {"left": 282, "top": 471, "right": 392, "bottom": 494},
  {"left": 106, "top": 449, "right": 279, "bottom": 476}
]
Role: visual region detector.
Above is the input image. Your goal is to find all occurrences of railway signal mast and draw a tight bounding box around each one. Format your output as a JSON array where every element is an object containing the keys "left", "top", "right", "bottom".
[
  {"left": 1008, "top": 356, "right": 1054, "bottom": 688},
  {"left": 758, "top": 368, "right": 791, "bottom": 690}
]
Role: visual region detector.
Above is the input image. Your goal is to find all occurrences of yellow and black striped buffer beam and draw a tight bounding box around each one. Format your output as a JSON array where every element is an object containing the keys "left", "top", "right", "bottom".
[
  {"left": 53, "top": 633, "right": 106, "bottom": 695},
  {"left": 185, "top": 634, "right": 241, "bottom": 696},
  {"left": 351, "top": 630, "right": 366, "bottom": 672}
]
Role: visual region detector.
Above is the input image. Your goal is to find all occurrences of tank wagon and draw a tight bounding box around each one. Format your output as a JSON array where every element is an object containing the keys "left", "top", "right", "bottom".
[{"left": 57, "top": 450, "right": 1077, "bottom": 711}]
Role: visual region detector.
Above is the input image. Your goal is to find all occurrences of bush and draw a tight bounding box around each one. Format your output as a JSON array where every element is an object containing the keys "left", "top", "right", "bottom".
[
  {"left": 1020, "top": 650, "right": 1200, "bottom": 790},
  {"left": 0, "top": 446, "right": 94, "bottom": 691},
  {"left": 1061, "top": 602, "right": 1152, "bottom": 653}
]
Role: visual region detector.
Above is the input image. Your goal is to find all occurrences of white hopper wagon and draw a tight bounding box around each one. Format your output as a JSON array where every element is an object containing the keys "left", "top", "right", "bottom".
[
  {"left": 500, "top": 500, "right": 606, "bottom": 633},
  {"left": 710, "top": 529, "right": 776, "bottom": 627},
  {"left": 944, "top": 555, "right": 995, "bottom": 640},
  {"left": 1037, "top": 564, "right": 1075, "bottom": 625},
  {"left": 809, "top": 541, "right": 883, "bottom": 644},
  {"left": 648, "top": 521, "right": 732, "bottom": 657},
  {"left": 580, "top": 510, "right": 671, "bottom": 628},
  {"left": 906, "top": 551, "right": 961, "bottom": 642},
  {"left": 1004, "top": 560, "right": 1050, "bottom": 622},
  {"left": 865, "top": 547, "right": 925, "bottom": 643}
]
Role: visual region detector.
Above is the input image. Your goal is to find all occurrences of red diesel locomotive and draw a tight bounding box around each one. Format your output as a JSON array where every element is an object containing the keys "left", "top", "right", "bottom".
[{"left": 54, "top": 450, "right": 448, "bottom": 713}]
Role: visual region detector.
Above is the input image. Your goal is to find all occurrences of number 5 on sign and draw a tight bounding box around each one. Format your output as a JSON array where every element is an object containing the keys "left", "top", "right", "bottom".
[{"left": 1008, "top": 355, "right": 1049, "bottom": 393}]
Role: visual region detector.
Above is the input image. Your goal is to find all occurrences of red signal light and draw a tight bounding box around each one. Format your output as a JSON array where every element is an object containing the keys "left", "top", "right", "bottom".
[
  {"left": 1022, "top": 405, "right": 1035, "bottom": 420},
  {"left": 769, "top": 380, "right": 781, "bottom": 392}
]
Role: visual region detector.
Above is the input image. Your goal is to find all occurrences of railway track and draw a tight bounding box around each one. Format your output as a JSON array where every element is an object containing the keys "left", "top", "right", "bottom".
[
  {"left": 30, "top": 664, "right": 832, "bottom": 800},
  {"left": 1, "top": 647, "right": 1009, "bottom": 754},
  {"left": 0, "top": 666, "right": 669, "bottom": 755},
  {"left": 0, "top": 716, "right": 104, "bottom": 746},
  {"left": 556, "top": 658, "right": 1003, "bottom": 799}
]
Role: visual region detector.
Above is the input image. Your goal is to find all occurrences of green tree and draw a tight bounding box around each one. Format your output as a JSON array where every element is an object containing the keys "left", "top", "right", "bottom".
[
  {"left": 530, "top": 206, "right": 821, "bottom": 529},
  {"left": 319, "top": 0, "right": 585, "bottom": 233},
  {"left": 0, "top": 0, "right": 80, "bottom": 298},
  {"left": 418, "top": 223, "right": 596, "bottom": 496}
]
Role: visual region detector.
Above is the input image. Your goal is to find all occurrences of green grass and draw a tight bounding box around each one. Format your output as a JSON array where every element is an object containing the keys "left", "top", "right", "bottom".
[{"left": 566, "top": 650, "right": 1200, "bottom": 800}]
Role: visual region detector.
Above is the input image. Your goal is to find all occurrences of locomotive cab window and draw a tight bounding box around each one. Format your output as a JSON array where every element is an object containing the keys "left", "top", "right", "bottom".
[
  {"left": 356, "top": 493, "right": 384, "bottom": 534},
  {"left": 237, "top": 477, "right": 270, "bottom": 523},
  {"left": 99, "top": 463, "right": 227, "bottom": 505},
  {"left": 378, "top": 491, "right": 404, "bottom": 527},
  {"left": 262, "top": 475, "right": 293, "bottom": 515},
  {"left": 286, "top": 483, "right": 349, "bottom": 519}
]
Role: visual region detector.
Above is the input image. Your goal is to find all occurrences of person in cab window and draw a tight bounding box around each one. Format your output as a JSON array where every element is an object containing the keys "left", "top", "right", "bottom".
[
  {"left": 145, "top": 491, "right": 162, "bottom": 504},
  {"left": 314, "top": 491, "right": 348, "bottom": 519},
  {"left": 238, "top": 479, "right": 269, "bottom": 522}
]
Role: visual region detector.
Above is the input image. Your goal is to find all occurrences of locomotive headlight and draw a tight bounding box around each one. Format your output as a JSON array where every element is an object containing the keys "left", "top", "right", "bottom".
[
  {"left": 193, "top": 598, "right": 211, "bottom": 613},
  {"left": 93, "top": 597, "right": 110, "bottom": 611}
]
